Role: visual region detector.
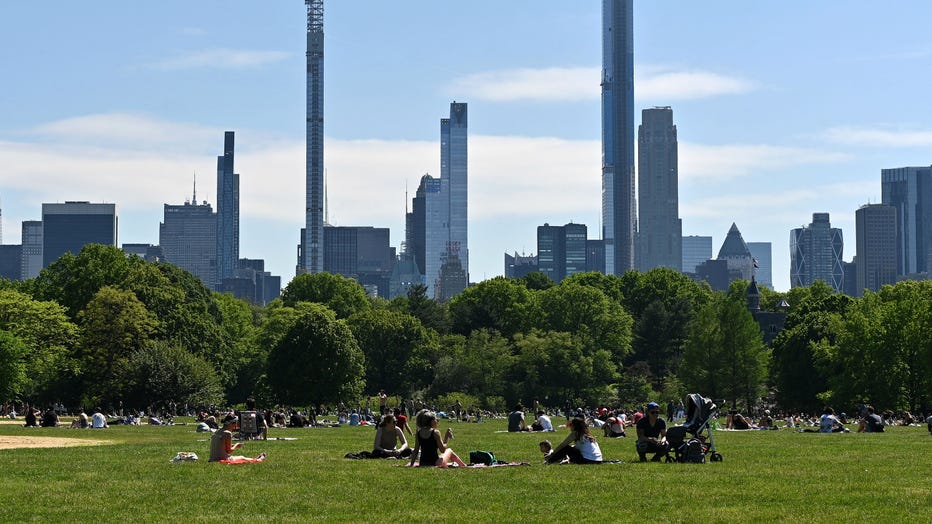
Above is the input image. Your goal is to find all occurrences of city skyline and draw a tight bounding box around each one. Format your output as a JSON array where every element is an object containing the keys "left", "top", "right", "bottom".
[{"left": 2, "top": 2, "right": 932, "bottom": 291}]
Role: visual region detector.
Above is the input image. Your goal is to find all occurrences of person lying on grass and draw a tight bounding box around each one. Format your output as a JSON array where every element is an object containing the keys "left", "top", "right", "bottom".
[
  {"left": 209, "top": 414, "right": 266, "bottom": 463},
  {"left": 408, "top": 410, "right": 466, "bottom": 468},
  {"left": 545, "top": 417, "right": 603, "bottom": 465}
]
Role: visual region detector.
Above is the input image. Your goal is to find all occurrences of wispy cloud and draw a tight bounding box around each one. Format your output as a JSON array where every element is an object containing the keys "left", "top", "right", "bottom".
[
  {"left": 31, "top": 113, "right": 218, "bottom": 151},
  {"left": 147, "top": 48, "right": 290, "bottom": 70},
  {"left": 679, "top": 142, "right": 851, "bottom": 180},
  {"left": 822, "top": 126, "right": 932, "bottom": 148},
  {"left": 448, "top": 66, "right": 755, "bottom": 103}
]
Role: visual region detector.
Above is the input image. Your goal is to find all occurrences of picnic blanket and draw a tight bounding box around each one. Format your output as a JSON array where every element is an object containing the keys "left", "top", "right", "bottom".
[{"left": 218, "top": 456, "right": 266, "bottom": 464}]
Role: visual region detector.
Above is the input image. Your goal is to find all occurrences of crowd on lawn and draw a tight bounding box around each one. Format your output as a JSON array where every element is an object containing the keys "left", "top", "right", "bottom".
[{"left": 5, "top": 396, "right": 931, "bottom": 467}]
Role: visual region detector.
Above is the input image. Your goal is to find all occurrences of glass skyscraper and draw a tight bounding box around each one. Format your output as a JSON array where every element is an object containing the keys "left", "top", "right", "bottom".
[
  {"left": 637, "top": 106, "right": 681, "bottom": 272},
  {"left": 682, "top": 235, "right": 712, "bottom": 275},
  {"left": 300, "top": 0, "right": 325, "bottom": 275},
  {"left": 881, "top": 166, "right": 932, "bottom": 276},
  {"left": 790, "top": 213, "right": 844, "bottom": 292},
  {"left": 216, "top": 131, "right": 239, "bottom": 289},
  {"left": 160, "top": 201, "right": 217, "bottom": 290},
  {"left": 41, "top": 202, "right": 117, "bottom": 267},
  {"left": 855, "top": 204, "right": 897, "bottom": 296},
  {"left": 601, "top": 0, "right": 635, "bottom": 275}
]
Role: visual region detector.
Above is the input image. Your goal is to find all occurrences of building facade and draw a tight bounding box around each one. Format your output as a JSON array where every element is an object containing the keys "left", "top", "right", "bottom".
[
  {"left": 20, "top": 220, "right": 42, "bottom": 280},
  {"left": 300, "top": 0, "right": 325, "bottom": 274},
  {"left": 504, "top": 252, "right": 538, "bottom": 279},
  {"left": 790, "top": 213, "right": 844, "bottom": 292},
  {"left": 601, "top": 0, "right": 636, "bottom": 275},
  {"left": 637, "top": 106, "right": 681, "bottom": 272},
  {"left": 216, "top": 131, "right": 239, "bottom": 288},
  {"left": 159, "top": 201, "right": 217, "bottom": 290},
  {"left": 881, "top": 166, "right": 932, "bottom": 277},
  {"left": 537, "top": 222, "right": 588, "bottom": 284},
  {"left": 747, "top": 242, "right": 773, "bottom": 289},
  {"left": 717, "top": 223, "right": 754, "bottom": 282},
  {"left": 324, "top": 225, "right": 396, "bottom": 298},
  {"left": 855, "top": 203, "right": 897, "bottom": 296},
  {"left": 41, "top": 202, "right": 117, "bottom": 267},
  {"left": 682, "top": 235, "right": 712, "bottom": 275}
]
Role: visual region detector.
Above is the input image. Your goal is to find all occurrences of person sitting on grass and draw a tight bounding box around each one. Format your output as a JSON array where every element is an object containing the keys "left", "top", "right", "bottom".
[
  {"left": 819, "top": 407, "right": 847, "bottom": 433},
  {"left": 508, "top": 405, "right": 530, "bottom": 432},
  {"left": 603, "top": 412, "right": 626, "bottom": 438},
  {"left": 91, "top": 408, "right": 108, "bottom": 429},
  {"left": 373, "top": 414, "right": 410, "bottom": 458},
  {"left": 408, "top": 410, "right": 466, "bottom": 468},
  {"left": 636, "top": 402, "right": 669, "bottom": 462},
  {"left": 857, "top": 406, "right": 885, "bottom": 433},
  {"left": 40, "top": 407, "right": 60, "bottom": 427},
  {"left": 209, "top": 414, "right": 266, "bottom": 463},
  {"left": 545, "top": 417, "right": 603, "bottom": 464},
  {"left": 534, "top": 410, "right": 554, "bottom": 432},
  {"left": 728, "top": 411, "right": 754, "bottom": 430}
]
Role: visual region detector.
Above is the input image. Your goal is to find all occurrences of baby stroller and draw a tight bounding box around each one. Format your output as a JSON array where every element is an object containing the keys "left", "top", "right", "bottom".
[{"left": 664, "top": 393, "right": 723, "bottom": 463}]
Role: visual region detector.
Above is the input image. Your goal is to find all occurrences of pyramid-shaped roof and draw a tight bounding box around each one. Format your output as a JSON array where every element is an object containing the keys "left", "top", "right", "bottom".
[{"left": 717, "top": 222, "right": 752, "bottom": 259}]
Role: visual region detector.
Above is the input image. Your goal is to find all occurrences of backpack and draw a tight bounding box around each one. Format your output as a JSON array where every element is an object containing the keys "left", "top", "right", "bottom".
[
  {"left": 469, "top": 450, "right": 497, "bottom": 466},
  {"left": 684, "top": 438, "right": 705, "bottom": 463}
]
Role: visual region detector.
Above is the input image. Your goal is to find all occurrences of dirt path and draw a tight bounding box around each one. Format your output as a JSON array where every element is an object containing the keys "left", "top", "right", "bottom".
[{"left": 0, "top": 435, "right": 111, "bottom": 450}]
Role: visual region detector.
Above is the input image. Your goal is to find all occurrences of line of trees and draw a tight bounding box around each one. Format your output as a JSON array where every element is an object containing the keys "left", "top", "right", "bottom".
[{"left": 1, "top": 244, "right": 929, "bottom": 414}]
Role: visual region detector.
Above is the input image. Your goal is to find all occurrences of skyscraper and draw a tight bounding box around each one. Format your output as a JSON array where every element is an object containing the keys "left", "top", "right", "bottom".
[
  {"left": 747, "top": 242, "right": 773, "bottom": 289},
  {"left": 855, "top": 204, "right": 897, "bottom": 296},
  {"left": 41, "top": 202, "right": 117, "bottom": 267},
  {"left": 216, "top": 131, "right": 239, "bottom": 287},
  {"left": 299, "top": 0, "right": 325, "bottom": 275},
  {"left": 601, "top": 0, "right": 636, "bottom": 275},
  {"left": 323, "top": 225, "right": 395, "bottom": 297},
  {"left": 407, "top": 103, "right": 468, "bottom": 299},
  {"left": 682, "top": 235, "right": 712, "bottom": 274},
  {"left": 160, "top": 200, "right": 217, "bottom": 290},
  {"left": 790, "top": 213, "right": 844, "bottom": 292},
  {"left": 717, "top": 223, "right": 754, "bottom": 282},
  {"left": 20, "top": 220, "right": 42, "bottom": 280},
  {"left": 637, "top": 106, "right": 681, "bottom": 272},
  {"left": 537, "top": 222, "right": 588, "bottom": 284},
  {"left": 881, "top": 166, "right": 932, "bottom": 276}
]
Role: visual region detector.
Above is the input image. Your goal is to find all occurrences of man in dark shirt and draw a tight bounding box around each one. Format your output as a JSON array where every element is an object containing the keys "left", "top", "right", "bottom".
[
  {"left": 636, "top": 402, "right": 669, "bottom": 462},
  {"left": 858, "top": 406, "right": 885, "bottom": 433},
  {"left": 508, "top": 405, "right": 529, "bottom": 432}
]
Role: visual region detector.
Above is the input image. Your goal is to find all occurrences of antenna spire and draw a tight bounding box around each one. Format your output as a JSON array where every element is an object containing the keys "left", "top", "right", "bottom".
[{"left": 193, "top": 171, "right": 197, "bottom": 204}]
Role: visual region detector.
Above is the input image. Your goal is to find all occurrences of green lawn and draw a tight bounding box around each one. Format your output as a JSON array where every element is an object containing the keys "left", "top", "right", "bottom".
[{"left": 2, "top": 418, "right": 929, "bottom": 522}]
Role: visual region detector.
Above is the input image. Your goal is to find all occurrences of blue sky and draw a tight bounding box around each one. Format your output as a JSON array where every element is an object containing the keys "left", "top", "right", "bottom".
[{"left": 2, "top": 1, "right": 932, "bottom": 291}]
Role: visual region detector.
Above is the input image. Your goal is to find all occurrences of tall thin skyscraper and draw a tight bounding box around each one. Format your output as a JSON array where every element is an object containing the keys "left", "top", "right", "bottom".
[
  {"left": 881, "top": 166, "right": 932, "bottom": 276},
  {"left": 601, "top": 0, "right": 636, "bottom": 275},
  {"left": 442, "top": 102, "right": 468, "bottom": 282},
  {"left": 216, "top": 131, "right": 239, "bottom": 287},
  {"left": 637, "top": 106, "right": 681, "bottom": 272},
  {"left": 300, "top": 0, "right": 325, "bottom": 274}
]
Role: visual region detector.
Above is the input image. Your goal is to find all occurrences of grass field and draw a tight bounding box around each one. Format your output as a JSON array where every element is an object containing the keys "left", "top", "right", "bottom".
[{"left": 1, "top": 417, "right": 929, "bottom": 522}]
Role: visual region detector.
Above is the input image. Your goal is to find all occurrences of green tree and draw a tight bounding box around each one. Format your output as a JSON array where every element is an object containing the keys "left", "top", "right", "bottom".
[
  {"left": 681, "top": 293, "right": 769, "bottom": 410},
  {"left": 520, "top": 271, "right": 553, "bottom": 291},
  {"left": 77, "top": 286, "right": 157, "bottom": 404},
  {"left": 266, "top": 303, "right": 365, "bottom": 406},
  {"left": 280, "top": 272, "right": 370, "bottom": 318},
  {"left": 448, "top": 277, "right": 537, "bottom": 338},
  {"left": 0, "top": 289, "right": 79, "bottom": 401},
  {"left": 214, "top": 293, "right": 264, "bottom": 401},
  {"left": 30, "top": 244, "right": 137, "bottom": 319},
  {"left": 395, "top": 284, "right": 449, "bottom": 334},
  {"left": 126, "top": 342, "right": 224, "bottom": 408},
  {"left": 0, "top": 330, "right": 27, "bottom": 401},
  {"left": 770, "top": 311, "right": 843, "bottom": 412},
  {"left": 535, "top": 283, "right": 632, "bottom": 364},
  {"left": 514, "top": 330, "right": 618, "bottom": 406},
  {"left": 347, "top": 309, "right": 435, "bottom": 395},
  {"left": 561, "top": 271, "right": 625, "bottom": 304}
]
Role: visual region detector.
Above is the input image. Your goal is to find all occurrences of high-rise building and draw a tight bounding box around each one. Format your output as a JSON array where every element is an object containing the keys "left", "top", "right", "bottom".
[
  {"left": 443, "top": 102, "right": 468, "bottom": 281},
  {"left": 601, "top": 0, "right": 636, "bottom": 275},
  {"left": 855, "top": 204, "right": 897, "bottom": 296},
  {"left": 216, "top": 131, "right": 239, "bottom": 287},
  {"left": 682, "top": 235, "right": 712, "bottom": 274},
  {"left": 160, "top": 201, "right": 217, "bottom": 290},
  {"left": 299, "top": 0, "right": 325, "bottom": 275},
  {"left": 41, "top": 202, "right": 117, "bottom": 267},
  {"left": 324, "top": 225, "right": 396, "bottom": 298},
  {"left": 586, "top": 239, "right": 605, "bottom": 274},
  {"left": 504, "top": 252, "right": 538, "bottom": 279},
  {"left": 537, "top": 222, "right": 588, "bottom": 284},
  {"left": 747, "top": 242, "right": 773, "bottom": 289},
  {"left": 0, "top": 245, "right": 21, "bottom": 281},
  {"left": 637, "top": 106, "right": 681, "bottom": 272},
  {"left": 406, "top": 103, "right": 468, "bottom": 299},
  {"left": 20, "top": 220, "right": 42, "bottom": 280},
  {"left": 790, "top": 213, "right": 844, "bottom": 292},
  {"left": 881, "top": 166, "right": 932, "bottom": 277},
  {"left": 717, "top": 223, "right": 754, "bottom": 282}
]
